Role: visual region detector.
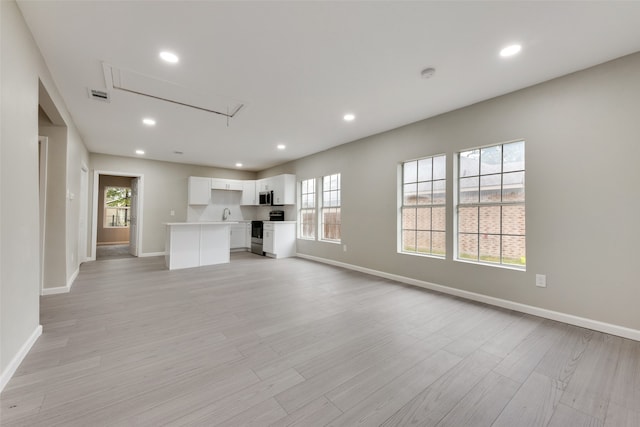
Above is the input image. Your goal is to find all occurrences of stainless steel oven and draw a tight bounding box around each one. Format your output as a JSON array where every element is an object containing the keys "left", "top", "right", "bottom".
[{"left": 251, "top": 220, "right": 264, "bottom": 255}]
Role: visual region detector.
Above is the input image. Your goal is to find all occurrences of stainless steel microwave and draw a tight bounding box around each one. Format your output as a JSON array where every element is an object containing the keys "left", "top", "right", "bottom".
[{"left": 259, "top": 191, "right": 272, "bottom": 206}]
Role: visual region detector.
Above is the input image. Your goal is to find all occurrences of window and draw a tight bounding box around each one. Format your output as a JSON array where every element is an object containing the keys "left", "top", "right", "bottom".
[
  {"left": 457, "top": 140, "right": 525, "bottom": 267},
  {"left": 299, "top": 178, "right": 316, "bottom": 239},
  {"left": 400, "top": 155, "right": 446, "bottom": 257},
  {"left": 321, "top": 173, "right": 341, "bottom": 242},
  {"left": 104, "top": 186, "right": 131, "bottom": 228}
]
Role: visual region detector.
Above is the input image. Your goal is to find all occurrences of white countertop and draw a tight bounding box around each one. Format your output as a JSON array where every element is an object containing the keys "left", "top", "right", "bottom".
[
  {"left": 165, "top": 221, "right": 239, "bottom": 226},
  {"left": 262, "top": 221, "right": 297, "bottom": 224}
]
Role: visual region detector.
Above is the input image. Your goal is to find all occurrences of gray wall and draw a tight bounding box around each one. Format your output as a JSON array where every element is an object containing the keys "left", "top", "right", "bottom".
[
  {"left": 1, "top": 0, "right": 89, "bottom": 383},
  {"left": 1, "top": 0, "right": 41, "bottom": 379},
  {"left": 89, "top": 154, "right": 257, "bottom": 254},
  {"left": 262, "top": 52, "right": 640, "bottom": 331},
  {"left": 39, "top": 125, "right": 67, "bottom": 289}
]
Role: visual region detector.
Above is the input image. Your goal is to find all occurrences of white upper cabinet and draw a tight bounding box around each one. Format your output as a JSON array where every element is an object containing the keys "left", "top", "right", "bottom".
[
  {"left": 256, "top": 177, "right": 273, "bottom": 193},
  {"left": 211, "top": 178, "right": 243, "bottom": 191},
  {"left": 190, "top": 174, "right": 296, "bottom": 206},
  {"left": 271, "top": 174, "right": 296, "bottom": 205},
  {"left": 188, "top": 177, "right": 211, "bottom": 205},
  {"left": 241, "top": 180, "right": 257, "bottom": 205}
]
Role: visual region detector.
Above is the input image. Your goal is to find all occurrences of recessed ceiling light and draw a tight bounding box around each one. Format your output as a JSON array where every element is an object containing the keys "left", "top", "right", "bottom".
[
  {"left": 500, "top": 44, "right": 522, "bottom": 57},
  {"left": 135, "top": 149, "right": 145, "bottom": 155},
  {"left": 142, "top": 118, "right": 156, "bottom": 126},
  {"left": 277, "top": 144, "right": 286, "bottom": 150},
  {"left": 159, "top": 51, "right": 179, "bottom": 63},
  {"left": 343, "top": 113, "right": 355, "bottom": 122},
  {"left": 235, "top": 163, "right": 243, "bottom": 167}
]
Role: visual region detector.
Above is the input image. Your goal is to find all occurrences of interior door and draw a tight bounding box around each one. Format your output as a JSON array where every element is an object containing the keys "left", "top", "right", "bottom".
[{"left": 129, "top": 177, "right": 139, "bottom": 256}]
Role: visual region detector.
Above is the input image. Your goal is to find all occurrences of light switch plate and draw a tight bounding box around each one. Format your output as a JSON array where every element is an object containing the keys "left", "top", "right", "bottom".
[{"left": 536, "top": 274, "right": 547, "bottom": 288}]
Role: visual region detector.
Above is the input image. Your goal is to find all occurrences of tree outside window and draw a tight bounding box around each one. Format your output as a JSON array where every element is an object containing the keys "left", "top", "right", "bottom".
[{"left": 104, "top": 186, "right": 131, "bottom": 228}]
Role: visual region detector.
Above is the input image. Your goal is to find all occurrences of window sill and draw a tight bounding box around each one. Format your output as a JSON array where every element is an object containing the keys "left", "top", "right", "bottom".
[
  {"left": 454, "top": 258, "right": 526, "bottom": 272},
  {"left": 319, "top": 239, "right": 341, "bottom": 245},
  {"left": 398, "top": 251, "right": 445, "bottom": 260}
]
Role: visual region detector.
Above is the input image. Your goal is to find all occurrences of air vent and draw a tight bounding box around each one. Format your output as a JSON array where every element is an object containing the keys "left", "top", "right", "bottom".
[{"left": 88, "top": 88, "right": 110, "bottom": 103}]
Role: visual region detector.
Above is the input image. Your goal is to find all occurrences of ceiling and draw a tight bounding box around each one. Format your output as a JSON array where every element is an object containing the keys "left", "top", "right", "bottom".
[{"left": 18, "top": 1, "right": 640, "bottom": 172}]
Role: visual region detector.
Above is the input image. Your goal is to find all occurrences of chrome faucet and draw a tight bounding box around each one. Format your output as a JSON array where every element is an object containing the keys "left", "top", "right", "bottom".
[{"left": 222, "top": 208, "right": 231, "bottom": 221}]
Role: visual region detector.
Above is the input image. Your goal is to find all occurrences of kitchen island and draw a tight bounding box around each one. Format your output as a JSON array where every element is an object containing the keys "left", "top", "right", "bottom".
[{"left": 165, "top": 222, "right": 238, "bottom": 270}]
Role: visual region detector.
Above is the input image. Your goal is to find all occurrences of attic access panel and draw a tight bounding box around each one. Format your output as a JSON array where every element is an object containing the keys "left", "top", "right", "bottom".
[{"left": 103, "top": 63, "right": 244, "bottom": 118}]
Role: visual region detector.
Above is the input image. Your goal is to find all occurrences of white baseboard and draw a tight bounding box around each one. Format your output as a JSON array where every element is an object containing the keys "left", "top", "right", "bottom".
[
  {"left": 41, "top": 286, "right": 70, "bottom": 295},
  {"left": 41, "top": 266, "right": 79, "bottom": 296},
  {"left": 139, "top": 251, "right": 165, "bottom": 257},
  {"left": 68, "top": 266, "right": 79, "bottom": 288},
  {"left": 0, "top": 325, "right": 42, "bottom": 392},
  {"left": 296, "top": 253, "right": 640, "bottom": 342}
]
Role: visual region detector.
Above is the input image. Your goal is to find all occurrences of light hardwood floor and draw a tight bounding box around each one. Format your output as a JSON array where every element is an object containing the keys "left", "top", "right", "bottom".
[{"left": 1, "top": 253, "right": 638, "bottom": 426}]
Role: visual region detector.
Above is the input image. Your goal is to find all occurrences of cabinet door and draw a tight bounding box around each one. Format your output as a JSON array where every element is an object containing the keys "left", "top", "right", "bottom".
[
  {"left": 241, "top": 180, "right": 257, "bottom": 205},
  {"left": 271, "top": 176, "right": 285, "bottom": 205},
  {"left": 188, "top": 177, "right": 211, "bottom": 205},
  {"left": 211, "top": 178, "right": 228, "bottom": 190},
  {"left": 230, "top": 225, "right": 246, "bottom": 249},
  {"left": 281, "top": 174, "right": 296, "bottom": 205},
  {"left": 269, "top": 174, "right": 296, "bottom": 205},
  {"left": 263, "top": 224, "right": 275, "bottom": 253},
  {"left": 212, "top": 178, "right": 243, "bottom": 191},
  {"left": 245, "top": 223, "right": 251, "bottom": 248},
  {"left": 257, "top": 177, "right": 274, "bottom": 192},
  {"left": 228, "top": 180, "right": 243, "bottom": 191},
  {"left": 272, "top": 223, "right": 296, "bottom": 258}
]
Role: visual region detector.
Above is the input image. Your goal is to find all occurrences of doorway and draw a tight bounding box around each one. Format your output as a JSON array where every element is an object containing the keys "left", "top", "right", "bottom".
[{"left": 91, "top": 171, "right": 144, "bottom": 260}]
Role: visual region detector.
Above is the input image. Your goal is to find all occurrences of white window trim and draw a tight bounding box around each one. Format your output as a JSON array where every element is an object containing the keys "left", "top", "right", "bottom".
[
  {"left": 319, "top": 173, "right": 341, "bottom": 243},
  {"left": 454, "top": 139, "right": 526, "bottom": 270},
  {"left": 298, "top": 178, "right": 317, "bottom": 240},
  {"left": 398, "top": 154, "right": 447, "bottom": 259}
]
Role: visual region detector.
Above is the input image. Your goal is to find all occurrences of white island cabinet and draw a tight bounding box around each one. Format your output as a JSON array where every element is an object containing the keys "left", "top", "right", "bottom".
[{"left": 165, "top": 222, "right": 237, "bottom": 270}]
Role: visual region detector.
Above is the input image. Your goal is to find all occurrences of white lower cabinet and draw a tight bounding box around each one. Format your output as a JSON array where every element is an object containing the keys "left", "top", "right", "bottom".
[
  {"left": 245, "top": 223, "right": 251, "bottom": 248},
  {"left": 263, "top": 222, "right": 296, "bottom": 258},
  {"left": 230, "top": 223, "right": 249, "bottom": 250},
  {"left": 263, "top": 223, "right": 275, "bottom": 254}
]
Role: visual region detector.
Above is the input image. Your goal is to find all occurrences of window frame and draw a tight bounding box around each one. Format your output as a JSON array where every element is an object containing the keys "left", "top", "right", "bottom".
[
  {"left": 298, "top": 178, "right": 317, "bottom": 240},
  {"left": 319, "top": 173, "right": 341, "bottom": 243},
  {"left": 398, "top": 154, "right": 447, "bottom": 258},
  {"left": 454, "top": 140, "right": 526, "bottom": 270}
]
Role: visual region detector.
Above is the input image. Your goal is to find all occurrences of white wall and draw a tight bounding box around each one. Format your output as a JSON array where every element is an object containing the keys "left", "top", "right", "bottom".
[
  {"left": 89, "top": 154, "right": 257, "bottom": 254},
  {"left": 261, "top": 52, "right": 640, "bottom": 333},
  {"left": 0, "top": 0, "right": 89, "bottom": 389}
]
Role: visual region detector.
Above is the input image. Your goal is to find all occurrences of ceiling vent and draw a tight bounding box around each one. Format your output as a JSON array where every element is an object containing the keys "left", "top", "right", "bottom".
[{"left": 88, "top": 88, "right": 110, "bottom": 103}]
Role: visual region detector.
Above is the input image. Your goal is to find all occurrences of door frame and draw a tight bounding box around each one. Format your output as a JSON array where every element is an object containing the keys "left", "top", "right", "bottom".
[
  {"left": 38, "top": 136, "right": 49, "bottom": 293},
  {"left": 90, "top": 170, "right": 144, "bottom": 260},
  {"left": 78, "top": 163, "right": 89, "bottom": 263}
]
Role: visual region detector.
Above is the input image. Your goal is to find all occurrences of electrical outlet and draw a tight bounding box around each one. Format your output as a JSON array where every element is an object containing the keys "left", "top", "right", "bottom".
[
  {"left": 170, "top": 210, "right": 175, "bottom": 216},
  {"left": 536, "top": 274, "right": 547, "bottom": 288},
  {"left": 343, "top": 244, "right": 347, "bottom": 252}
]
